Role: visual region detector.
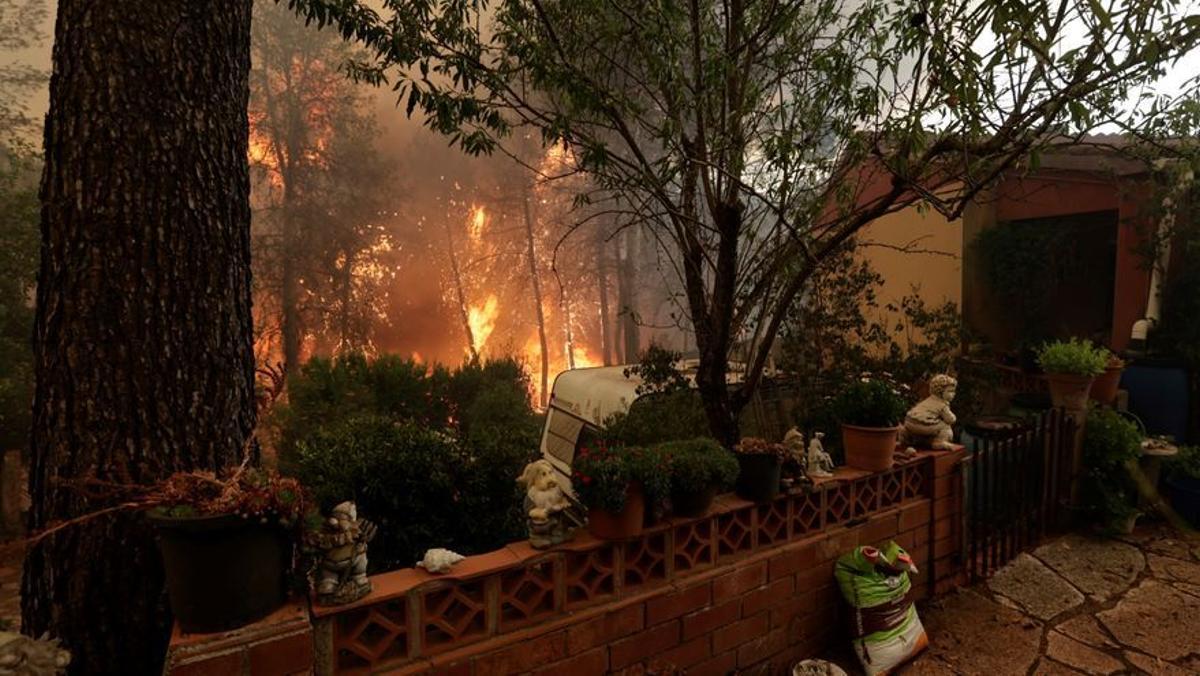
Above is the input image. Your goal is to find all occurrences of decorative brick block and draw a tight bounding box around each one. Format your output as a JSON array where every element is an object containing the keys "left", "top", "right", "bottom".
[
  {"left": 623, "top": 529, "right": 669, "bottom": 591},
  {"left": 421, "top": 580, "right": 488, "bottom": 653},
  {"left": 823, "top": 482, "right": 853, "bottom": 526},
  {"left": 791, "top": 491, "right": 824, "bottom": 537},
  {"left": 715, "top": 507, "right": 755, "bottom": 559},
  {"left": 852, "top": 475, "right": 881, "bottom": 518},
  {"left": 498, "top": 558, "right": 559, "bottom": 631},
  {"left": 334, "top": 599, "right": 408, "bottom": 669},
  {"left": 564, "top": 545, "right": 617, "bottom": 609},
  {"left": 756, "top": 500, "right": 789, "bottom": 547},
  {"left": 672, "top": 518, "right": 715, "bottom": 576}
]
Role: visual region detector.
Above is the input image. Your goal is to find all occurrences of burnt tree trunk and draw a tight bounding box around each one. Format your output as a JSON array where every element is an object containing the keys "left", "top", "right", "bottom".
[
  {"left": 596, "top": 229, "right": 613, "bottom": 366},
  {"left": 23, "top": 2, "right": 255, "bottom": 672},
  {"left": 617, "top": 229, "right": 641, "bottom": 363},
  {"left": 523, "top": 190, "right": 550, "bottom": 408},
  {"left": 444, "top": 219, "right": 478, "bottom": 361}
]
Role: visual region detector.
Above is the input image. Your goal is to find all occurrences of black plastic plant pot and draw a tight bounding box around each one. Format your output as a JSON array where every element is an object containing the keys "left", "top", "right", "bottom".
[
  {"left": 735, "top": 454, "right": 782, "bottom": 503},
  {"left": 1166, "top": 476, "right": 1200, "bottom": 529},
  {"left": 671, "top": 485, "right": 718, "bottom": 518},
  {"left": 149, "top": 511, "right": 290, "bottom": 633}
]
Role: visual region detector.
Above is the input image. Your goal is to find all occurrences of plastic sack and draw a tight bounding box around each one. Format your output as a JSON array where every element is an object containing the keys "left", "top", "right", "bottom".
[{"left": 834, "top": 541, "right": 928, "bottom": 676}]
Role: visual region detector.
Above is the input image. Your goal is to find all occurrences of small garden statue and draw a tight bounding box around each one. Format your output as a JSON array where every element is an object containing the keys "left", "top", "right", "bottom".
[
  {"left": 901, "top": 374, "right": 957, "bottom": 451},
  {"left": 782, "top": 427, "right": 812, "bottom": 488},
  {"left": 306, "top": 501, "right": 377, "bottom": 606},
  {"left": 807, "top": 432, "right": 834, "bottom": 478},
  {"left": 416, "top": 548, "right": 465, "bottom": 574},
  {"left": 517, "top": 459, "right": 576, "bottom": 549}
]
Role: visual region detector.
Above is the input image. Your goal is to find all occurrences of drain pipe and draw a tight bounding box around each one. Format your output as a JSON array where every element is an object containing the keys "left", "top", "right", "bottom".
[{"left": 1130, "top": 160, "right": 1194, "bottom": 350}]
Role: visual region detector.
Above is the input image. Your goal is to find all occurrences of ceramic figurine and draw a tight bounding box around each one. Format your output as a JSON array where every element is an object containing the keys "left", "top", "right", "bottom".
[
  {"left": 784, "top": 427, "right": 808, "bottom": 473},
  {"left": 306, "top": 501, "right": 377, "bottom": 606},
  {"left": 416, "top": 548, "right": 466, "bottom": 574},
  {"left": 517, "top": 459, "right": 576, "bottom": 549},
  {"left": 901, "top": 374, "right": 958, "bottom": 451},
  {"left": 807, "top": 432, "right": 834, "bottom": 478}
]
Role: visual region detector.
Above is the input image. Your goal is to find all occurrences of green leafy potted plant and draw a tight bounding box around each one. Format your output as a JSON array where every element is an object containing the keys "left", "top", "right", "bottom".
[
  {"left": 1163, "top": 445, "right": 1200, "bottom": 528},
  {"left": 1081, "top": 407, "right": 1142, "bottom": 533},
  {"left": 147, "top": 467, "right": 310, "bottom": 633},
  {"left": 835, "top": 379, "right": 908, "bottom": 471},
  {"left": 573, "top": 445, "right": 667, "bottom": 539},
  {"left": 1089, "top": 352, "right": 1126, "bottom": 406},
  {"left": 1035, "top": 338, "right": 1108, "bottom": 410},
  {"left": 733, "top": 437, "right": 786, "bottom": 502},
  {"left": 658, "top": 438, "right": 738, "bottom": 517}
]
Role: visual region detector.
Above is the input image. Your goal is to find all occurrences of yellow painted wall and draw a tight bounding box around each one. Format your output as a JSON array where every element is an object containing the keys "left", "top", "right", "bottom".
[{"left": 855, "top": 202, "right": 963, "bottom": 345}]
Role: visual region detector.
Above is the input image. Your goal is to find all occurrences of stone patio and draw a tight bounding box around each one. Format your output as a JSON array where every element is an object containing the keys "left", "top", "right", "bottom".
[{"left": 827, "top": 522, "right": 1200, "bottom": 675}]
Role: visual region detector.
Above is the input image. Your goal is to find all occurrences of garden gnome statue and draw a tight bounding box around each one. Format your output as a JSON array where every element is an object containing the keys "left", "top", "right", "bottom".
[
  {"left": 517, "top": 459, "right": 576, "bottom": 549},
  {"left": 902, "top": 374, "right": 958, "bottom": 451},
  {"left": 782, "top": 427, "right": 812, "bottom": 487},
  {"left": 807, "top": 432, "right": 834, "bottom": 478},
  {"left": 306, "top": 501, "right": 377, "bottom": 605}
]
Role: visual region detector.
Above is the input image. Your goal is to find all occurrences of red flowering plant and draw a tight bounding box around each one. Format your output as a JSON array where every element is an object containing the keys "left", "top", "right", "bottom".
[
  {"left": 733, "top": 437, "right": 787, "bottom": 458},
  {"left": 573, "top": 444, "right": 671, "bottom": 513}
]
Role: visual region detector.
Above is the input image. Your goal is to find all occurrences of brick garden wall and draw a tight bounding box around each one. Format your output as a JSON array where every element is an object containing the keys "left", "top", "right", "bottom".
[{"left": 163, "top": 449, "right": 965, "bottom": 676}]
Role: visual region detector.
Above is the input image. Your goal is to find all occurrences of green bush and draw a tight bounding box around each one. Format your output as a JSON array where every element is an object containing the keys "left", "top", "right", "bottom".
[
  {"left": 295, "top": 415, "right": 531, "bottom": 572},
  {"left": 1035, "top": 338, "right": 1109, "bottom": 377},
  {"left": 833, "top": 379, "right": 908, "bottom": 428},
  {"left": 1164, "top": 445, "right": 1200, "bottom": 482},
  {"left": 658, "top": 438, "right": 738, "bottom": 494},
  {"left": 1081, "top": 407, "right": 1143, "bottom": 529},
  {"left": 600, "top": 389, "right": 710, "bottom": 446}
]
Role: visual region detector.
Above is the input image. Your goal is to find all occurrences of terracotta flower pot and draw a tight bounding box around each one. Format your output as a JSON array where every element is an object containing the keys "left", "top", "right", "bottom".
[
  {"left": 1089, "top": 361, "right": 1125, "bottom": 406},
  {"left": 841, "top": 424, "right": 901, "bottom": 472},
  {"left": 1044, "top": 372, "right": 1095, "bottom": 411},
  {"left": 588, "top": 483, "right": 645, "bottom": 540}
]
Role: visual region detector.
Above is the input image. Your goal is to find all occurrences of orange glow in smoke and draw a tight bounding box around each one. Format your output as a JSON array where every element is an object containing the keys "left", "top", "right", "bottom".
[{"left": 467, "top": 295, "right": 500, "bottom": 354}]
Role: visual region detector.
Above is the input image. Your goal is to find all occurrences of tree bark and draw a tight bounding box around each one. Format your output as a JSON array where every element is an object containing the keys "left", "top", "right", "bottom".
[
  {"left": 596, "top": 229, "right": 613, "bottom": 366},
  {"left": 523, "top": 190, "right": 550, "bottom": 408},
  {"left": 617, "top": 229, "right": 641, "bottom": 363},
  {"left": 23, "top": 2, "right": 255, "bottom": 672}
]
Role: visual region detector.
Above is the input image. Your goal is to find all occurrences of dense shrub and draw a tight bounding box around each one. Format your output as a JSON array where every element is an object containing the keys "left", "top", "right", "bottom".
[
  {"left": 1036, "top": 338, "right": 1109, "bottom": 376},
  {"left": 600, "top": 389, "right": 711, "bottom": 446},
  {"left": 833, "top": 379, "right": 909, "bottom": 428},
  {"left": 295, "top": 415, "right": 532, "bottom": 572},
  {"left": 656, "top": 438, "right": 738, "bottom": 495},
  {"left": 280, "top": 354, "right": 541, "bottom": 571},
  {"left": 1081, "top": 407, "right": 1143, "bottom": 529}
]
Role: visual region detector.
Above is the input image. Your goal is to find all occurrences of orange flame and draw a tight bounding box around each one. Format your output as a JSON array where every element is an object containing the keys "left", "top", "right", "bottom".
[
  {"left": 469, "top": 205, "right": 487, "bottom": 243},
  {"left": 467, "top": 295, "right": 499, "bottom": 355}
]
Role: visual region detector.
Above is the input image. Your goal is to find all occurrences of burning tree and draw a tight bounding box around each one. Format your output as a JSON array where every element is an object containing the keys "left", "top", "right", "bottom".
[{"left": 289, "top": 0, "right": 1200, "bottom": 443}]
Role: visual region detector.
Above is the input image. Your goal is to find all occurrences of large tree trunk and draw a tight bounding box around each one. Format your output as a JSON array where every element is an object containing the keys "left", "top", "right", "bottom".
[
  {"left": 23, "top": 2, "right": 255, "bottom": 672},
  {"left": 444, "top": 219, "right": 478, "bottom": 360},
  {"left": 523, "top": 190, "right": 550, "bottom": 408}
]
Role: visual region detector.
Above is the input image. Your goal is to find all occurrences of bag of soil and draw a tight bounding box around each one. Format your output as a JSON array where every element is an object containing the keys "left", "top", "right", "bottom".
[{"left": 834, "top": 541, "right": 928, "bottom": 676}]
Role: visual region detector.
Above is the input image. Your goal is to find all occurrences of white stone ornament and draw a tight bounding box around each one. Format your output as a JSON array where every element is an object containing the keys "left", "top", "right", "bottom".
[{"left": 416, "top": 548, "right": 466, "bottom": 574}]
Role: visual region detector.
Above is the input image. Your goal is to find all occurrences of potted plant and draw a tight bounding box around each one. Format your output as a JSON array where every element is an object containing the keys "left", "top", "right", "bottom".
[
  {"left": 1035, "top": 338, "right": 1108, "bottom": 410},
  {"left": 1164, "top": 445, "right": 1200, "bottom": 528},
  {"left": 1081, "top": 407, "right": 1143, "bottom": 534},
  {"left": 733, "top": 437, "right": 786, "bottom": 502},
  {"left": 147, "top": 467, "right": 310, "bottom": 633},
  {"left": 573, "top": 445, "right": 667, "bottom": 539},
  {"left": 1089, "top": 353, "right": 1126, "bottom": 406},
  {"left": 834, "top": 379, "right": 908, "bottom": 471},
  {"left": 658, "top": 438, "right": 739, "bottom": 517}
]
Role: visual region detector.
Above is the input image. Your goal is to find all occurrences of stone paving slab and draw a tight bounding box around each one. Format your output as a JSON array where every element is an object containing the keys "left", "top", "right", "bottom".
[
  {"left": 986, "top": 553, "right": 1085, "bottom": 620},
  {"left": 1055, "top": 614, "right": 1118, "bottom": 650},
  {"left": 1097, "top": 578, "right": 1200, "bottom": 662},
  {"left": 911, "top": 589, "right": 1042, "bottom": 676},
  {"left": 1045, "top": 630, "right": 1125, "bottom": 674},
  {"left": 1033, "top": 534, "right": 1144, "bottom": 602}
]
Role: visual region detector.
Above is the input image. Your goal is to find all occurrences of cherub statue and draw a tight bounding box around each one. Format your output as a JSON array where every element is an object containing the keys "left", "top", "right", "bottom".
[
  {"left": 807, "top": 432, "right": 834, "bottom": 478},
  {"left": 305, "top": 501, "right": 377, "bottom": 606},
  {"left": 901, "top": 374, "right": 958, "bottom": 451},
  {"left": 517, "top": 460, "right": 576, "bottom": 549}
]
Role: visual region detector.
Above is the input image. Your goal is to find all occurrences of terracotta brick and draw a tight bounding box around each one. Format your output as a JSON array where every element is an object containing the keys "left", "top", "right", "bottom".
[
  {"left": 473, "top": 630, "right": 567, "bottom": 675},
  {"left": 657, "top": 636, "right": 711, "bottom": 669},
  {"left": 768, "top": 591, "right": 812, "bottom": 630},
  {"left": 424, "top": 658, "right": 470, "bottom": 676},
  {"left": 610, "top": 620, "right": 680, "bottom": 669},
  {"left": 933, "top": 449, "right": 964, "bottom": 477},
  {"left": 737, "top": 627, "right": 788, "bottom": 669},
  {"left": 711, "top": 561, "right": 766, "bottom": 602},
  {"left": 682, "top": 599, "right": 740, "bottom": 641},
  {"left": 169, "top": 651, "right": 244, "bottom": 676},
  {"left": 795, "top": 561, "right": 834, "bottom": 591},
  {"left": 817, "top": 530, "right": 858, "bottom": 562},
  {"left": 933, "top": 516, "right": 954, "bottom": 541},
  {"left": 566, "top": 603, "right": 645, "bottom": 654},
  {"left": 248, "top": 631, "right": 313, "bottom": 675},
  {"left": 861, "top": 513, "right": 899, "bottom": 545},
  {"left": 934, "top": 535, "right": 956, "bottom": 559},
  {"left": 900, "top": 503, "right": 931, "bottom": 530},
  {"left": 934, "top": 475, "right": 955, "bottom": 499},
  {"left": 741, "top": 576, "right": 795, "bottom": 617},
  {"left": 768, "top": 543, "right": 818, "bottom": 581},
  {"left": 933, "top": 494, "right": 960, "bottom": 520},
  {"left": 531, "top": 647, "right": 608, "bottom": 676},
  {"left": 711, "top": 613, "right": 769, "bottom": 654},
  {"left": 913, "top": 524, "right": 931, "bottom": 547},
  {"left": 646, "top": 582, "right": 711, "bottom": 625},
  {"left": 689, "top": 650, "right": 737, "bottom": 676}
]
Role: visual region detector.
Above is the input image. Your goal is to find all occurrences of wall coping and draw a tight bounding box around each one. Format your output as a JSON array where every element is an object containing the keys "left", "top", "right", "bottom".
[{"left": 311, "top": 449, "right": 956, "bottom": 620}]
